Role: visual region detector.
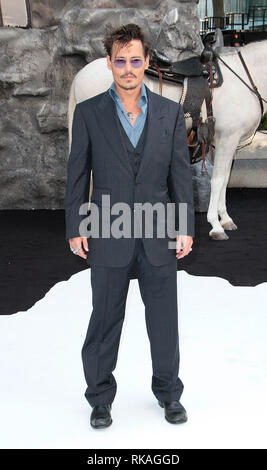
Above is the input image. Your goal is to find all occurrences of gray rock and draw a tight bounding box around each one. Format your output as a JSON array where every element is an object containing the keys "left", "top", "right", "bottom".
[
  {"left": 61, "top": 8, "right": 150, "bottom": 62},
  {"left": 29, "top": 0, "right": 82, "bottom": 28},
  {"left": 154, "top": 4, "right": 204, "bottom": 61},
  {"left": 0, "top": 1, "right": 205, "bottom": 210},
  {"left": 29, "top": 0, "right": 199, "bottom": 28}
]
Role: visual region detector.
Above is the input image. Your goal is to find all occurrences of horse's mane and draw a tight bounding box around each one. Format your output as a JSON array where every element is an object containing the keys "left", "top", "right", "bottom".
[{"left": 218, "top": 38, "right": 267, "bottom": 55}]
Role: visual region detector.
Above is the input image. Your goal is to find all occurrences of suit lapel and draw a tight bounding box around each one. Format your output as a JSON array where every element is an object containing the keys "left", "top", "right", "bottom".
[
  {"left": 95, "top": 84, "right": 167, "bottom": 179},
  {"left": 137, "top": 85, "right": 166, "bottom": 180}
]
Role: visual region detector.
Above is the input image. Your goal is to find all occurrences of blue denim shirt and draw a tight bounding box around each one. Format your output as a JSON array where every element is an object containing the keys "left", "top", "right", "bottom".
[{"left": 108, "top": 80, "right": 148, "bottom": 148}]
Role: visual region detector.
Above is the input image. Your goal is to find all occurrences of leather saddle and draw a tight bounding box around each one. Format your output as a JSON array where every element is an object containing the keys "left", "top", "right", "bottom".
[
  {"left": 145, "top": 42, "right": 222, "bottom": 168},
  {"left": 146, "top": 47, "right": 223, "bottom": 86}
]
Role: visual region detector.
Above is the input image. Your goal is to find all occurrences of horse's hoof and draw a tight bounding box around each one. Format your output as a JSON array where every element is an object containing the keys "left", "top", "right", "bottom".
[
  {"left": 221, "top": 221, "right": 237, "bottom": 231},
  {"left": 209, "top": 230, "right": 229, "bottom": 240}
]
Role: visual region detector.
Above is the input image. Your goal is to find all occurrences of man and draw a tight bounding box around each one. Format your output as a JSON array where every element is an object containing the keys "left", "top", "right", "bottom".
[{"left": 65, "top": 23, "right": 195, "bottom": 429}]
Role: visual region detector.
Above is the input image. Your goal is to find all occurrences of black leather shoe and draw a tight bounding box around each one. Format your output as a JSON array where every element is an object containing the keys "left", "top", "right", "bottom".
[
  {"left": 158, "top": 400, "right": 188, "bottom": 424},
  {"left": 90, "top": 404, "right": 112, "bottom": 429}
]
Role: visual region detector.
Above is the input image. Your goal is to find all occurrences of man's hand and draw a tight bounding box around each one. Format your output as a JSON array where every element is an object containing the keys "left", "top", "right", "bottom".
[
  {"left": 69, "top": 237, "right": 89, "bottom": 259},
  {"left": 176, "top": 235, "right": 193, "bottom": 259}
]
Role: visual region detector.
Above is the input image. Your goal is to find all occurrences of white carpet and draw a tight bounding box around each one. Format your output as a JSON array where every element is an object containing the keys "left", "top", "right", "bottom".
[{"left": 0, "top": 269, "right": 266, "bottom": 449}]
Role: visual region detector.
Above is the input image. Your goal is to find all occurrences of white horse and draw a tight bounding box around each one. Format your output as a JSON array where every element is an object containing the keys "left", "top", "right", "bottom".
[{"left": 68, "top": 39, "right": 267, "bottom": 240}]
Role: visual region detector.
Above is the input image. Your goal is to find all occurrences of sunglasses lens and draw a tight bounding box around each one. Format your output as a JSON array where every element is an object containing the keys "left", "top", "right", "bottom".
[
  {"left": 113, "top": 59, "right": 144, "bottom": 68},
  {"left": 113, "top": 59, "right": 126, "bottom": 68},
  {"left": 131, "top": 59, "right": 143, "bottom": 68}
]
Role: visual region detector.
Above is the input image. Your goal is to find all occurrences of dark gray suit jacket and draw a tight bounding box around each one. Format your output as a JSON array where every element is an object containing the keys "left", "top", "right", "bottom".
[{"left": 65, "top": 83, "right": 195, "bottom": 267}]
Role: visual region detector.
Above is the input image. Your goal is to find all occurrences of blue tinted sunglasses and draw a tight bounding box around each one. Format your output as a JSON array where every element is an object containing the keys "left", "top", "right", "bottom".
[{"left": 113, "top": 58, "right": 144, "bottom": 69}]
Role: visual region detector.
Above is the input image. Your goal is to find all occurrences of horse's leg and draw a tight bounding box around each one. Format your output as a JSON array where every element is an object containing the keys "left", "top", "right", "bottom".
[
  {"left": 217, "top": 162, "right": 238, "bottom": 231},
  {"left": 207, "top": 133, "right": 241, "bottom": 240}
]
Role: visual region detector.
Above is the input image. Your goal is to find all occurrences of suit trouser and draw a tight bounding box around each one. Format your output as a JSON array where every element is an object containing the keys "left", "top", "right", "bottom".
[{"left": 81, "top": 237, "right": 184, "bottom": 407}]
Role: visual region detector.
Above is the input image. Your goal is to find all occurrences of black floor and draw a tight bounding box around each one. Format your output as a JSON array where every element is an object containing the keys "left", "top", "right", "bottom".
[
  {"left": 180, "top": 188, "right": 267, "bottom": 287},
  {"left": 0, "top": 188, "right": 267, "bottom": 315}
]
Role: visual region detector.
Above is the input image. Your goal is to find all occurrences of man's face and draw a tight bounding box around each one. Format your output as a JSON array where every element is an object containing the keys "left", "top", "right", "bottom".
[{"left": 107, "top": 39, "right": 149, "bottom": 92}]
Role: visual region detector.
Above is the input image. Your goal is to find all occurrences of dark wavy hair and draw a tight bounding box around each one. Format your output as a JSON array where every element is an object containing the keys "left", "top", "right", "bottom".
[{"left": 102, "top": 23, "right": 151, "bottom": 59}]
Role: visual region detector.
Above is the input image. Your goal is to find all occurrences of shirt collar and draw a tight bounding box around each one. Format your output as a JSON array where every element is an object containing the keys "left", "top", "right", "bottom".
[{"left": 108, "top": 81, "right": 147, "bottom": 110}]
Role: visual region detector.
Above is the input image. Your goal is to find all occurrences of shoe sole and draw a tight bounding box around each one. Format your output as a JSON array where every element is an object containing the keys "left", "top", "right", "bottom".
[
  {"left": 164, "top": 415, "right": 188, "bottom": 424},
  {"left": 158, "top": 400, "right": 188, "bottom": 424},
  {"left": 91, "top": 418, "right": 113, "bottom": 429}
]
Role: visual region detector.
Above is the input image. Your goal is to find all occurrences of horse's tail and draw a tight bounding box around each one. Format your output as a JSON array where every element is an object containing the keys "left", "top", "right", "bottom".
[{"left": 67, "top": 77, "right": 77, "bottom": 153}]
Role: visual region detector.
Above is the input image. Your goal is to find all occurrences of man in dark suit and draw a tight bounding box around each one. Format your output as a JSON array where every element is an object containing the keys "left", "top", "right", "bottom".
[{"left": 65, "top": 23, "right": 195, "bottom": 429}]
